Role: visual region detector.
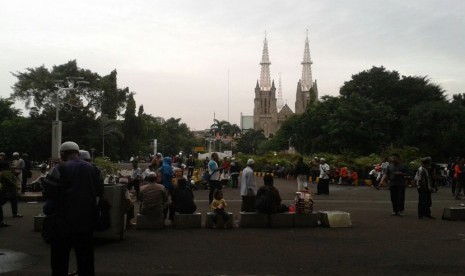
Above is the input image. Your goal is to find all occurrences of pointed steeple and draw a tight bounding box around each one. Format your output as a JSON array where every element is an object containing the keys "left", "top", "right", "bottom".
[
  {"left": 259, "top": 32, "right": 272, "bottom": 91},
  {"left": 301, "top": 29, "right": 313, "bottom": 91},
  {"left": 277, "top": 72, "right": 284, "bottom": 111},
  {"left": 255, "top": 80, "right": 260, "bottom": 89}
]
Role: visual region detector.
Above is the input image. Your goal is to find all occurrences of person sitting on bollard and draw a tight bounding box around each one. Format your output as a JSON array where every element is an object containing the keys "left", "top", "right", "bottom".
[
  {"left": 139, "top": 172, "right": 168, "bottom": 217},
  {"left": 255, "top": 174, "right": 288, "bottom": 214},
  {"left": 210, "top": 190, "right": 229, "bottom": 228},
  {"left": 172, "top": 178, "right": 196, "bottom": 214}
]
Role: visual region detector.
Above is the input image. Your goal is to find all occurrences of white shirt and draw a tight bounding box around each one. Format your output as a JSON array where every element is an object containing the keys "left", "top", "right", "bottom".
[
  {"left": 319, "top": 163, "right": 330, "bottom": 179},
  {"left": 240, "top": 166, "right": 256, "bottom": 196}
]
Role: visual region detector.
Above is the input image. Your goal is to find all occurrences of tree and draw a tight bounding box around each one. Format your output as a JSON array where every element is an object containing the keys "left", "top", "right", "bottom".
[
  {"left": 402, "top": 101, "right": 465, "bottom": 159},
  {"left": 157, "top": 118, "right": 196, "bottom": 156},
  {"left": 0, "top": 117, "right": 35, "bottom": 157},
  {"left": 0, "top": 98, "right": 20, "bottom": 124},
  {"left": 100, "top": 114, "right": 123, "bottom": 160},
  {"left": 236, "top": 129, "right": 266, "bottom": 154},
  {"left": 100, "top": 70, "right": 128, "bottom": 119},
  {"left": 120, "top": 93, "right": 140, "bottom": 159},
  {"left": 339, "top": 66, "right": 445, "bottom": 119},
  {"left": 268, "top": 66, "right": 448, "bottom": 156},
  {"left": 10, "top": 60, "right": 128, "bottom": 118}
]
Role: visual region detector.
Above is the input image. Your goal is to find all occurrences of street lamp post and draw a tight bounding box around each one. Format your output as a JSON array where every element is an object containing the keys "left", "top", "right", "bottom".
[{"left": 51, "top": 77, "right": 88, "bottom": 160}]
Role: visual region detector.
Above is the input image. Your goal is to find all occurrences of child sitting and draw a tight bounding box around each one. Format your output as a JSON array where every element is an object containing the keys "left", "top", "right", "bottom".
[{"left": 210, "top": 190, "right": 229, "bottom": 228}]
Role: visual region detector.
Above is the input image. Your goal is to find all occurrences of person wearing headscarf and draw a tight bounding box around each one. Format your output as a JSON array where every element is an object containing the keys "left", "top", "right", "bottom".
[{"left": 160, "top": 157, "right": 174, "bottom": 194}]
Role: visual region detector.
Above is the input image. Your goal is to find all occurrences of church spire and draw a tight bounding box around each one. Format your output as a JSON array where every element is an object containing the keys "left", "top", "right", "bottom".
[
  {"left": 259, "top": 31, "right": 271, "bottom": 91},
  {"left": 277, "top": 72, "right": 284, "bottom": 111},
  {"left": 301, "top": 29, "right": 313, "bottom": 91}
]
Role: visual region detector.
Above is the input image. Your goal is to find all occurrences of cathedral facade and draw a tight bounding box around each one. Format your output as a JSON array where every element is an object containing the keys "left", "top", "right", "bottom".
[{"left": 253, "top": 33, "right": 318, "bottom": 137}]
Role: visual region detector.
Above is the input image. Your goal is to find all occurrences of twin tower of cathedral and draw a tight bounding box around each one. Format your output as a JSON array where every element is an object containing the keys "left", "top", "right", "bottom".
[{"left": 253, "top": 32, "right": 318, "bottom": 137}]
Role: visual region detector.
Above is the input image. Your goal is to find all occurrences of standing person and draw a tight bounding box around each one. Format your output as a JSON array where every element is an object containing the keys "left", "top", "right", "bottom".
[
  {"left": 129, "top": 161, "right": 142, "bottom": 200},
  {"left": 379, "top": 157, "right": 389, "bottom": 187},
  {"left": 11, "top": 152, "right": 24, "bottom": 193},
  {"left": 318, "top": 158, "right": 330, "bottom": 195},
  {"left": 160, "top": 157, "right": 174, "bottom": 220},
  {"left": 219, "top": 157, "right": 231, "bottom": 186},
  {"left": 21, "top": 153, "right": 32, "bottom": 194},
  {"left": 1, "top": 163, "right": 22, "bottom": 226},
  {"left": 454, "top": 157, "right": 465, "bottom": 200},
  {"left": 310, "top": 157, "right": 320, "bottom": 184},
  {"left": 416, "top": 157, "right": 435, "bottom": 219},
  {"left": 339, "top": 166, "right": 349, "bottom": 185},
  {"left": 203, "top": 157, "right": 210, "bottom": 170},
  {"left": 240, "top": 159, "right": 257, "bottom": 212},
  {"left": 449, "top": 158, "right": 458, "bottom": 195},
  {"left": 208, "top": 153, "right": 221, "bottom": 204},
  {"left": 381, "top": 153, "right": 409, "bottom": 216},
  {"left": 0, "top": 153, "right": 11, "bottom": 226},
  {"left": 369, "top": 165, "right": 381, "bottom": 189},
  {"left": 186, "top": 155, "right": 195, "bottom": 180},
  {"left": 350, "top": 170, "right": 359, "bottom": 186},
  {"left": 230, "top": 158, "right": 241, "bottom": 188},
  {"left": 294, "top": 156, "right": 310, "bottom": 191},
  {"left": 0, "top": 153, "right": 23, "bottom": 218},
  {"left": 42, "top": 141, "right": 102, "bottom": 276},
  {"left": 151, "top": 153, "right": 163, "bottom": 170}
]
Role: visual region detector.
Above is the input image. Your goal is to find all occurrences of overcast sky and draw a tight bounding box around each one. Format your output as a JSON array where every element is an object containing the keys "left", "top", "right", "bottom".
[{"left": 1, "top": 0, "right": 464, "bottom": 130}]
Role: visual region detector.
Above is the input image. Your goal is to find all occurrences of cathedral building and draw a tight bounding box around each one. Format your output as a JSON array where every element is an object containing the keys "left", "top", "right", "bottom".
[{"left": 253, "top": 32, "right": 318, "bottom": 137}]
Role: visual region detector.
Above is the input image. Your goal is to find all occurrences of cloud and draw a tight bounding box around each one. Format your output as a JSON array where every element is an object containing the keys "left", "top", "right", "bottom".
[{"left": 1, "top": 0, "right": 464, "bottom": 130}]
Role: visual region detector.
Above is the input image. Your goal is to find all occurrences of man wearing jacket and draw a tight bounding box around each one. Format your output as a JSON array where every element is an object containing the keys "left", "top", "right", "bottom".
[{"left": 43, "top": 141, "right": 102, "bottom": 276}]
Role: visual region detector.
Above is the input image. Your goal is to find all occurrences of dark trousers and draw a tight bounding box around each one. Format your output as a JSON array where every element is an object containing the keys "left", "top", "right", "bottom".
[
  {"left": 213, "top": 208, "right": 229, "bottom": 224},
  {"left": 0, "top": 197, "right": 5, "bottom": 222},
  {"left": 208, "top": 180, "right": 222, "bottom": 204},
  {"left": 455, "top": 180, "right": 464, "bottom": 198},
  {"left": 21, "top": 173, "right": 28, "bottom": 194},
  {"left": 241, "top": 195, "right": 256, "bottom": 212},
  {"left": 311, "top": 170, "right": 319, "bottom": 183},
  {"left": 418, "top": 190, "right": 432, "bottom": 218},
  {"left": 317, "top": 179, "right": 330, "bottom": 194},
  {"left": 0, "top": 196, "right": 18, "bottom": 217},
  {"left": 370, "top": 176, "right": 379, "bottom": 188},
  {"left": 231, "top": 175, "right": 239, "bottom": 188},
  {"left": 50, "top": 232, "right": 94, "bottom": 276},
  {"left": 187, "top": 168, "right": 194, "bottom": 179},
  {"left": 390, "top": 185, "right": 406, "bottom": 213}
]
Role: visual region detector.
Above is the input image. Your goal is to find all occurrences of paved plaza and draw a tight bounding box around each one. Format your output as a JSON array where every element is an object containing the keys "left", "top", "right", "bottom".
[{"left": 1, "top": 178, "right": 465, "bottom": 275}]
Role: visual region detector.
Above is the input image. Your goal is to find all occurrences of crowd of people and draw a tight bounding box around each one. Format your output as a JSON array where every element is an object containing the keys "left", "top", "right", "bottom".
[{"left": 3, "top": 145, "right": 465, "bottom": 275}]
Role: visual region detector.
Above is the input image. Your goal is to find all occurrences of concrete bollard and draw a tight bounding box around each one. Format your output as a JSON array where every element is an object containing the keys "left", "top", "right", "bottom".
[
  {"left": 319, "top": 211, "right": 352, "bottom": 228},
  {"left": 442, "top": 207, "right": 465, "bottom": 221},
  {"left": 34, "top": 214, "right": 46, "bottom": 232},
  {"left": 239, "top": 212, "right": 269, "bottom": 228},
  {"left": 294, "top": 212, "right": 322, "bottom": 227},
  {"left": 206, "top": 212, "right": 234, "bottom": 229},
  {"left": 270, "top": 213, "right": 295, "bottom": 228},
  {"left": 173, "top": 213, "right": 202, "bottom": 229},
  {"left": 136, "top": 213, "right": 165, "bottom": 230}
]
